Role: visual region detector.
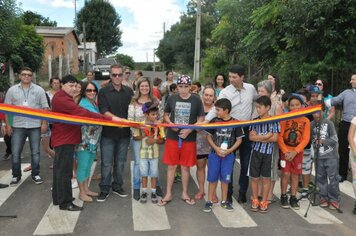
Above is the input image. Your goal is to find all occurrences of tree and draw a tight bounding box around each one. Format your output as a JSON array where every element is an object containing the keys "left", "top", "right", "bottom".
[
  {"left": 75, "top": 0, "right": 122, "bottom": 56},
  {"left": 115, "top": 53, "right": 135, "bottom": 69},
  {"left": 21, "top": 11, "right": 57, "bottom": 26}
]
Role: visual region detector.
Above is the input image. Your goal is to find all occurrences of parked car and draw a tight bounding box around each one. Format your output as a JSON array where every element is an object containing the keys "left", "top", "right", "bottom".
[{"left": 93, "top": 58, "right": 117, "bottom": 80}]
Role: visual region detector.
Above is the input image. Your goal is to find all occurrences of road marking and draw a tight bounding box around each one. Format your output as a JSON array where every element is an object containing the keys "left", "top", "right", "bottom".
[
  {"left": 33, "top": 162, "right": 97, "bottom": 235},
  {"left": 190, "top": 165, "right": 257, "bottom": 228},
  {"left": 0, "top": 163, "right": 31, "bottom": 207},
  {"left": 130, "top": 161, "right": 171, "bottom": 231},
  {"left": 273, "top": 179, "right": 343, "bottom": 224}
]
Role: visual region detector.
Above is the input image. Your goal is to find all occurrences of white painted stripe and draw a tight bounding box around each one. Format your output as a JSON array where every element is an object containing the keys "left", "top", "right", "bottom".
[
  {"left": 311, "top": 166, "right": 355, "bottom": 200},
  {"left": 0, "top": 137, "right": 4, "bottom": 142},
  {"left": 273, "top": 179, "right": 343, "bottom": 224},
  {"left": 0, "top": 163, "right": 31, "bottom": 207},
  {"left": 33, "top": 162, "right": 97, "bottom": 235},
  {"left": 190, "top": 165, "right": 257, "bottom": 228},
  {"left": 130, "top": 161, "right": 171, "bottom": 231}
]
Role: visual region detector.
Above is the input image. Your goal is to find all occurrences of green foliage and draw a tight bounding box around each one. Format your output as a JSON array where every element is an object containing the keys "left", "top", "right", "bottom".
[
  {"left": 115, "top": 53, "right": 135, "bottom": 69},
  {"left": 76, "top": 0, "right": 122, "bottom": 57},
  {"left": 21, "top": 11, "right": 57, "bottom": 26}
]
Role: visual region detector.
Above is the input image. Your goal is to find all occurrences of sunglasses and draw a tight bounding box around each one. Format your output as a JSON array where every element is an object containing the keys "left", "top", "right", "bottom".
[
  {"left": 315, "top": 83, "right": 323, "bottom": 86},
  {"left": 111, "top": 73, "right": 123, "bottom": 77},
  {"left": 85, "top": 89, "right": 97, "bottom": 93}
]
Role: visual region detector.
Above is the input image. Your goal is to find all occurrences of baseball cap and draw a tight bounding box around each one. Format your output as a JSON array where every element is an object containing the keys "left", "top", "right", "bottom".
[
  {"left": 308, "top": 85, "right": 322, "bottom": 94},
  {"left": 177, "top": 75, "right": 192, "bottom": 85}
]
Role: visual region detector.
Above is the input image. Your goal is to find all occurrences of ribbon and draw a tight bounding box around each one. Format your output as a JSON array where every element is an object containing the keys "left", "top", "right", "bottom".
[{"left": 0, "top": 103, "right": 321, "bottom": 130}]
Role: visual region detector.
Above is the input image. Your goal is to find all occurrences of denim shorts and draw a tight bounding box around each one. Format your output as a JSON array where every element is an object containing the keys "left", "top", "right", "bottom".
[{"left": 140, "top": 158, "right": 159, "bottom": 178}]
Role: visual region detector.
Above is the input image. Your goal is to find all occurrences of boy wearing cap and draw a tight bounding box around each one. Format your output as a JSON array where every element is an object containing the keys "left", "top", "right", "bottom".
[{"left": 158, "top": 75, "right": 205, "bottom": 206}]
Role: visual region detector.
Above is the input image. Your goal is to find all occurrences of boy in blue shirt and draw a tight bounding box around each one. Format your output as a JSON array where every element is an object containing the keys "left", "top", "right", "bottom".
[{"left": 203, "top": 98, "right": 244, "bottom": 212}]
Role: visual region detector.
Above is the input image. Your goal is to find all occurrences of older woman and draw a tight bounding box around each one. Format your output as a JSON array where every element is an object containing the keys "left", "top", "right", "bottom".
[
  {"left": 128, "top": 77, "right": 161, "bottom": 201},
  {"left": 75, "top": 82, "right": 101, "bottom": 202},
  {"left": 256, "top": 80, "right": 283, "bottom": 203},
  {"left": 195, "top": 87, "right": 215, "bottom": 200}
]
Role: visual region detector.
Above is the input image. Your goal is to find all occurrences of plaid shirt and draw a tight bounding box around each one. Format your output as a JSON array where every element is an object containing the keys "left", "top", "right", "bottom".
[{"left": 4, "top": 83, "right": 49, "bottom": 128}]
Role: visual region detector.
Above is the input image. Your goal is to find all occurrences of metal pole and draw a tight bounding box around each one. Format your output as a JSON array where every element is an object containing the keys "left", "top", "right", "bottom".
[
  {"left": 193, "top": 0, "right": 201, "bottom": 81},
  {"left": 153, "top": 49, "right": 156, "bottom": 72},
  {"left": 83, "top": 22, "right": 87, "bottom": 74}
]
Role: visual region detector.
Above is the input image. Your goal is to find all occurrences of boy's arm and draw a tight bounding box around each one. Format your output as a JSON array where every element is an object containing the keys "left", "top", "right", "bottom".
[
  {"left": 262, "top": 133, "right": 279, "bottom": 143},
  {"left": 227, "top": 137, "right": 243, "bottom": 154},
  {"left": 249, "top": 130, "right": 272, "bottom": 142},
  {"left": 322, "top": 121, "right": 338, "bottom": 147},
  {"left": 295, "top": 119, "right": 311, "bottom": 153},
  {"left": 278, "top": 122, "right": 288, "bottom": 154}
]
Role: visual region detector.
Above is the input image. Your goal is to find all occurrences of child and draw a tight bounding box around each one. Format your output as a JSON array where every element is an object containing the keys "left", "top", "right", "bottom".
[
  {"left": 133, "top": 102, "right": 165, "bottom": 204},
  {"left": 158, "top": 75, "right": 205, "bottom": 206},
  {"left": 311, "top": 102, "right": 340, "bottom": 210},
  {"left": 347, "top": 116, "right": 356, "bottom": 215},
  {"left": 249, "top": 96, "right": 280, "bottom": 213},
  {"left": 203, "top": 98, "right": 244, "bottom": 212},
  {"left": 278, "top": 95, "right": 310, "bottom": 210}
]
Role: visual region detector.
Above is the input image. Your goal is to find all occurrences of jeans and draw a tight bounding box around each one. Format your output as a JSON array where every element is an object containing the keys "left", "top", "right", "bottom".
[
  {"left": 140, "top": 158, "right": 159, "bottom": 178},
  {"left": 130, "top": 139, "right": 141, "bottom": 189},
  {"left": 99, "top": 136, "right": 130, "bottom": 194},
  {"left": 11, "top": 127, "right": 41, "bottom": 177},
  {"left": 317, "top": 158, "right": 340, "bottom": 202},
  {"left": 338, "top": 120, "right": 350, "bottom": 179},
  {"left": 53, "top": 144, "right": 75, "bottom": 207}
]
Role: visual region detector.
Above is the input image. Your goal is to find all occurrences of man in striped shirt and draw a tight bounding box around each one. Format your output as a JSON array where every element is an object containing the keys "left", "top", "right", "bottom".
[{"left": 249, "top": 96, "right": 280, "bottom": 213}]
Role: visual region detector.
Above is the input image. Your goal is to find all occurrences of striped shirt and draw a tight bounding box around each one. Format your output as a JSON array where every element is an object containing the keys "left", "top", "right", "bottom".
[
  {"left": 249, "top": 118, "right": 281, "bottom": 155},
  {"left": 4, "top": 83, "right": 49, "bottom": 128},
  {"left": 329, "top": 88, "right": 356, "bottom": 122}
]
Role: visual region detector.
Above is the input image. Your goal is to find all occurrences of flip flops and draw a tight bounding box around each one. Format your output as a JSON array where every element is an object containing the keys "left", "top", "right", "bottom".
[
  {"left": 157, "top": 199, "right": 172, "bottom": 206},
  {"left": 181, "top": 198, "right": 195, "bottom": 205}
]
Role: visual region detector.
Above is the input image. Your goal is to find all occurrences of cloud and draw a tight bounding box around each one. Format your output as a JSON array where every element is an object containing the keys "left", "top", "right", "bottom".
[
  {"left": 36, "top": 0, "right": 74, "bottom": 9},
  {"left": 111, "top": 0, "right": 184, "bottom": 62}
]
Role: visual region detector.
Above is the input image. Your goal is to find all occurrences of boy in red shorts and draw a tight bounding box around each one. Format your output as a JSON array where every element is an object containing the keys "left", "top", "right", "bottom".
[
  {"left": 158, "top": 75, "right": 205, "bottom": 206},
  {"left": 278, "top": 94, "right": 310, "bottom": 210}
]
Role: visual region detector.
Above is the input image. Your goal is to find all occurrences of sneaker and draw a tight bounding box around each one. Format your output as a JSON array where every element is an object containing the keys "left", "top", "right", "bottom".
[
  {"left": 280, "top": 194, "right": 290, "bottom": 209},
  {"left": 10, "top": 176, "right": 21, "bottom": 186},
  {"left": 203, "top": 201, "right": 213, "bottom": 213},
  {"left": 156, "top": 186, "right": 163, "bottom": 197},
  {"left": 300, "top": 189, "right": 308, "bottom": 201},
  {"left": 32, "top": 175, "right": 43, "bottom": 184},
  {"left": 112, "top": 188, "right": 128, "bottom": 197},
  {"left": 140, "top": 192, "right": 147, "bottom": 203},
  {"left": 151, "top": 193, "right": 158, "bottom": 204},
  {"left": 251, "top": 199, "right": 259, "bottom": 212},
  {"left": 259, "top": 201, "right": 268, "bottom": 213},
  {"left": 237, "top": 192, "right": 247, "bottom": 204},
  {"left": 319, "top": 199, "right": 328, "bottom": 208},
  {"left": 2, "top": 153, "right": 11, "bottom": 161},
  {"left": 289, "top": 196, "right": 300, "bottom": 210},
  {"left": 174, "top": 174, "right": 182, "bottom": 183},
  {"left": 221, "top": 201, "right": 234, "bottom": 211},
  {"left": 328, "top": 201, "right": 340, "bottom": 210},
  {"left": 133, "top": 189, "right": 140, "bottom": 201},
  {"left": 96, "top": 192, "right": 109, "bottom": 202},
  {"left": 71, "top": 179, "right": 78, "bottom": 189}
]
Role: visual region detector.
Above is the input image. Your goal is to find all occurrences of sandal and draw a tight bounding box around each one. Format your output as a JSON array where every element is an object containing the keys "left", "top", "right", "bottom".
[
  {"left": 157, "top": 199, "right": 172, "bottom": 206},
  {"left": 194, "top": 192, "right": 205, "bottom": 200},
  {"left": 86, "top": 191, "right": 99, "bottom": 197},
  {"left": 23, "top": 165, "right": 32, "bottom": 172},
  {"left": 181, "top": 198, "right": 195, "bottom": 205},
  {"left": 79, "top": 194, "right": 93, "bottom": 202}
]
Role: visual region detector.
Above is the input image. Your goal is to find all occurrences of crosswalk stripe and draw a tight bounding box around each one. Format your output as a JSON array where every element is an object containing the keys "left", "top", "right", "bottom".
[
  {"left": 273, "top": 179, "right": 343, "bottom": 224},
  {"left": 130, "top": 161, "right": 171, "bottom": 231},
  {"left": 0, "top": 163, "right": 31, "bottom": 207},
  {"left": 190, "top": 165, "right": 257, "bottom": 228},
  {"left": 33, "top": 162, "right": 97, "bottom": 235}
]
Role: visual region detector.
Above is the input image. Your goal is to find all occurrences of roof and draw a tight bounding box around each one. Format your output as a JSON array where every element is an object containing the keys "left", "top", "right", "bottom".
[
  {"left": 35, "top": 26, "right": 80, "bottom": 45},
  {"left": 78, "top": 42, "right": 97, "bottom": 52}
]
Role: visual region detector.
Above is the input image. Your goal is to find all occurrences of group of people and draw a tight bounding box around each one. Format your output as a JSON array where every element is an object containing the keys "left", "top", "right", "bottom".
[{"left": 1, "top": 64, "right": 356, "bottom": 216}]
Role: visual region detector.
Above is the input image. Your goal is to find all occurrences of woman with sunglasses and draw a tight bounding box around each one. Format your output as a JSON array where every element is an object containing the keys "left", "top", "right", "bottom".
[
  {"left": 74, "top": 82, "right": 101, "bottom": 202},
  {"left": 315, "top": 79, "right": 335, "bottom": 120}
]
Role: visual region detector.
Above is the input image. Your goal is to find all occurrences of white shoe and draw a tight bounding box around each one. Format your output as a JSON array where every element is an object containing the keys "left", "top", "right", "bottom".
[{"left": 71, "top": 179, "right": 78, "bottom": 189}]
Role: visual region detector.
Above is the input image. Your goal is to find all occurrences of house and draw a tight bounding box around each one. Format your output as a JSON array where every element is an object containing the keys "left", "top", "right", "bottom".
[
  {"left": 78, "top": 42, "right": 97, "bottom": 72},
  {"left": 35, "top": 26, "right": 80, "bottom": 78}
]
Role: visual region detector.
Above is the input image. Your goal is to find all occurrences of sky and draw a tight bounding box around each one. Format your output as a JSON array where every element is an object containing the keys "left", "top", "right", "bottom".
[{"left": 17, "top": 0, "right": 189, "bottom": 62}]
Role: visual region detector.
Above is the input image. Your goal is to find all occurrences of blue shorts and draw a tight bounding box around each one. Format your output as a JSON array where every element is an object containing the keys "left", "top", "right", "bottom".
[
  {"left": 140, "top": 158, "right": 159, "bottom": 178},
  {"left": 207, "top": 153, "right": 235, "bottom": 183}
]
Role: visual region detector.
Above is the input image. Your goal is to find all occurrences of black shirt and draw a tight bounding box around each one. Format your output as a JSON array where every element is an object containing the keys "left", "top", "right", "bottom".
[{"left": 98, "top": 83, "right": 133, "bottom": 140}]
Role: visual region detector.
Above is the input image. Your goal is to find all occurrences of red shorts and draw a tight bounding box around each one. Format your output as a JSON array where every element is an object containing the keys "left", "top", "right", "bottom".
[
  {"left": 162, "top": 139, "right": 197, "bottom": 167},
  {"left": 280, "top": 151, "right": 303, "bottom": 175}
]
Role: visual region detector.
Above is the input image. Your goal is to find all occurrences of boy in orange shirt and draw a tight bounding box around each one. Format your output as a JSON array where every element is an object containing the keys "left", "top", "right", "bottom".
[{"left": 278, "top": 94, "right": 310, "bottom": 210}]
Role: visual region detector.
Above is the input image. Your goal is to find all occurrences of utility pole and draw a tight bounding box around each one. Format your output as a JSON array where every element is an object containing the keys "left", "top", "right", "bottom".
[
  {"left": 193, "top": 0, "right": 201, "bottom": 81},
  {"left": 83, "top": 22, "right": 87, "bottom": 74},
  {"left": 153, "top": 49, "right": 156, "bottom": 72}
]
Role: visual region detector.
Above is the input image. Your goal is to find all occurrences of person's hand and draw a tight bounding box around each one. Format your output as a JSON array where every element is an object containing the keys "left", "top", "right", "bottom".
[
  {"left": 178, "top": 129, "right": 191, "bottom": 139},
  {"left": 285, "top": 151, "right": 297, "bottom": 161},
  {"left": 6, "top": 126, "right": 12, "bottom": 136},
  {"left": 215, "top": 147, "right": 226, "bottom": 158},
  {"left": 265, "top": 132, "right": 273, "bottom": 138},
  {"left": 250, "top": 130, "right": 257, "bottom": 136},
  {"left": 41, "top": 123, "right": 48, "bottom": 134},
  {"left": 133, "top": 136, "right": 143, "bottom": 141},
  {"left": 112, "top": 116, "right": 124, "bottom": 122},
  {"left": 145, "top": 137, "right": 156, "bottom": 145}
]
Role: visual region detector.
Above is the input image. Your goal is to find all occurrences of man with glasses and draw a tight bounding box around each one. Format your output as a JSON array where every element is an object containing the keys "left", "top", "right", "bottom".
[
  {"left": 206, "top": 64, "right": 258, "bottom": 204},
  {"left": 97, "top": 64, "right": 133, "bottom": 202},
  {"left": 4, "top": 67, "right": 49, "bottom": 186}
]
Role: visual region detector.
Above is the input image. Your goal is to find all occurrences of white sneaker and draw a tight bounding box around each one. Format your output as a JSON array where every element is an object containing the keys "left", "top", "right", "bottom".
[{"left": 71, "top": 179, "right": 78, "bottom": 189}]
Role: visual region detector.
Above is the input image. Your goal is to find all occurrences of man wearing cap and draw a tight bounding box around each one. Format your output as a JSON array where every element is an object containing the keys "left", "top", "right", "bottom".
[
  {"left": 325, "top": 74, "right": 356, "bottom": 182},
  {"left": 158, "top": 75, "right": 205, "bottom": 206},
  {"left": 205, "top": 65, "right": 258, "bottom": 204}
]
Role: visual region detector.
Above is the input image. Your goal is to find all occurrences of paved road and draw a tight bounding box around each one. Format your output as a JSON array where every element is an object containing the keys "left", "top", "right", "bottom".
[{"left": 1, "top": 140, "right": 356, "bottom": 236}]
